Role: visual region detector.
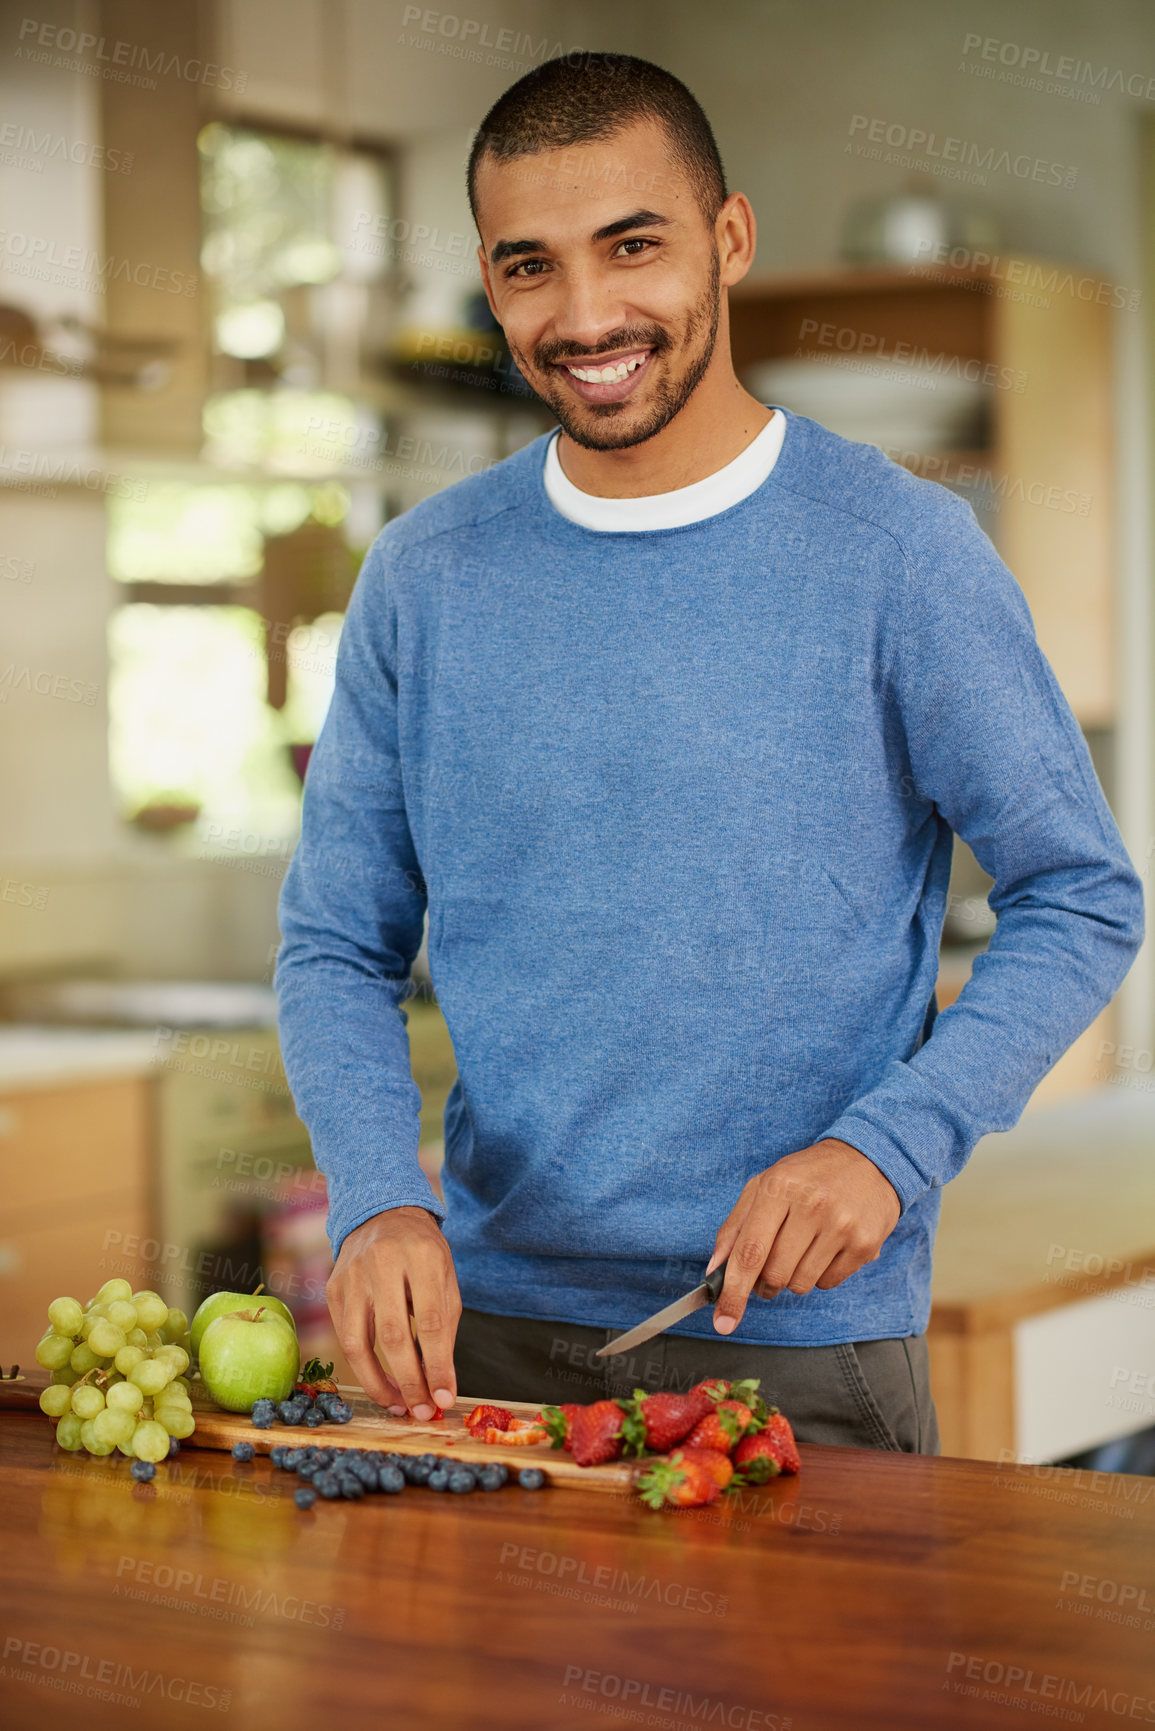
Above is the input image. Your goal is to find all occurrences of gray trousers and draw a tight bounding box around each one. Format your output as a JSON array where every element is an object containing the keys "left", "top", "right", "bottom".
[{"left": 454, "top": 1307, "right": 940, "bottom": 1454}]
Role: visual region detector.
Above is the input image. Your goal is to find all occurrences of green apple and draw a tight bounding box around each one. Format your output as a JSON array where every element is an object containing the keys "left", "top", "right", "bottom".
[
  {"left": 190, "top": 1288, "right": 295, "bottom": 1359},
  {"left": 198, "top": 1308, "right": 300, "bottom": 1413}
]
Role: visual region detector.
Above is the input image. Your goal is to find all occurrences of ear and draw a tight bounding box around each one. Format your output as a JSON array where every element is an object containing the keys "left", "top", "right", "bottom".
[{"left": 716, "top": 192, "right": 756, "bottom": 290}]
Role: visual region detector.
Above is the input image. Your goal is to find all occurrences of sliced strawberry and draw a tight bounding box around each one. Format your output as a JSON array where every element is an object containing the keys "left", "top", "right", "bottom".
[
  {"left": 637, "top": 1447, "right": 721, "bottom": 1509},
  {"left": 465, "top": 1403, "right": 513, "bottom": 1435},
  {"left": 479, "top": 1424, "right": 548, "bottom": 1447},
  {"left": 620, "top": 1388, "right": 712, "bottom": 1456},
  {"left": 732, "top": 1410, "right": 800, "bottom": 1480},
  {"left": 571, "top": 1400, "right": 626, "bottom": 1467},
  {"left": 540, "top": 1403, "right": 582, "bottom": 1451}
]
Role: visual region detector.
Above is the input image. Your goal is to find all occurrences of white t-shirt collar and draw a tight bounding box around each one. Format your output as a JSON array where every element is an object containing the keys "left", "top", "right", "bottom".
[{"left": 542, "top": 408, "right": 785, "bottom": 532}]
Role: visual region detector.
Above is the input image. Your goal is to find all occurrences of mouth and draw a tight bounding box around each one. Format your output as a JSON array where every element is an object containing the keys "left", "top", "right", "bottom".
[{"left": 551, "top": 346, "right": 655, "bottom": 404}]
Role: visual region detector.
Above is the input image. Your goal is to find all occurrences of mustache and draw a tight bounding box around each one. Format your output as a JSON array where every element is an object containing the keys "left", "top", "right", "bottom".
[{"left": 533, "top": 325, "right": 672, "bottom": 370}]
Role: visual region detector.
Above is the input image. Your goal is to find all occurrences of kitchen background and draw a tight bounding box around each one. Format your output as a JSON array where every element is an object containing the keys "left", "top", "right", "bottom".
[{"left": 3, "top": 0, "right": 1154, "bottom": 1470}]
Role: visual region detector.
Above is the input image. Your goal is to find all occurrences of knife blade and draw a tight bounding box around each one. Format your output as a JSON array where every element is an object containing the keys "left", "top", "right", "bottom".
[{"left": 594, "top": 1258, "right": 729, "bottom": 1358}]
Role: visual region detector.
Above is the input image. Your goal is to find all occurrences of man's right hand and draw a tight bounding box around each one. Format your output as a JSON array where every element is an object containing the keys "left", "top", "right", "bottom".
[{"left": 326, "top": 1206, "right": 461, "bottom": 1419}]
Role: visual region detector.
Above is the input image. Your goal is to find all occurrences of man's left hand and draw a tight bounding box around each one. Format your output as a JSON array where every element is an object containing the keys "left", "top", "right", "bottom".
[{"left": 707, "top": 1139, "right": 902, "bottom": 1333}]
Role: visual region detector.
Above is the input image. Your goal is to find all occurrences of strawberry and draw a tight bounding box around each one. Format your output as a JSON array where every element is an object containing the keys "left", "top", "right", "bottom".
[
  {"left": 478, "top": 1423, "right": 548, "bottom": 1447},
  {"left": 540, "top": 1403, "right": 582, "bottom": 1452},
  {"left": 620, "top": 1388, "right": 711, "bottom": 1456},
  {"left": 688, "top": 1377, "right": 731, "bottom": 1406},
  {"left": 465, "top": 1403, "right": 513, "bottom": 1435},
  {"left": 570, "top": 1400, "right": 626, "bottom": 1467},
  {"left": 637, "top": 1447, "right": 721, "bottom": 1509},
  {"left": 732, "top": 1410, "right": 800, "bottom": 1480},
  {"left": 676, "top": 1445, "right": 734, "bottom": 1492},
  {"left": 682, "top": 1398, "right": 753, "bottom": 1454}
]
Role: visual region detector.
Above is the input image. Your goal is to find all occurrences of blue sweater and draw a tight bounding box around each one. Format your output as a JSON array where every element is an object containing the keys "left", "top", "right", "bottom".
[{"left": 276, "top": 409, "right": 1143, "bottom": 1346}]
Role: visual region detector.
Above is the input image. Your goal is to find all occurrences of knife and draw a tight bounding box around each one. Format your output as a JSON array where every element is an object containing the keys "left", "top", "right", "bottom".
[{"left": 595, "top": 1258, "right": 730, "bottom": 1358}]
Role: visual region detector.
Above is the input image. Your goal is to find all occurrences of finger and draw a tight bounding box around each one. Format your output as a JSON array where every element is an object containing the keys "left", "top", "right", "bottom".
[
  {"left": 409, "top": 1262, "right": 462, "bottom": 1411},
  {"left": 815, "top": 1245, "right": 873, "bottom": 1290},
  {"left": 775, "top": 1231, "right": 842, "bottom": 1297},
  {"left": 713, "top": 1194, "right": 789, "bottom": 1333},
  {"left": 328, "top": 1286, "right": 402, "bottom": 1409},
  {"left": 705, "top": 1182, "right": 757, "bottom": 1275},
  {"left": 373, "top": 1284, "right": 437, "bottom": 1418},
  {"left": 756, "top": 1215, "right": 822, "bottom": 1296}
]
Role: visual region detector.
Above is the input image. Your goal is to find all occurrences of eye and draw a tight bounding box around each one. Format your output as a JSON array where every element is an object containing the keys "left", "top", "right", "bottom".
[
  {"left": 506, "top": 258, "right": 550, "bottom": 278},
  {"left": 615, "top": 237, "right": 657, "bottom": 257}
]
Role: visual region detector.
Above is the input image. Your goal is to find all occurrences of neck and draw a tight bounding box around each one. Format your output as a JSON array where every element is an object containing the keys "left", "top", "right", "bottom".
[{"left": 554, "top": 340, "right": 772, "bottom": 500}]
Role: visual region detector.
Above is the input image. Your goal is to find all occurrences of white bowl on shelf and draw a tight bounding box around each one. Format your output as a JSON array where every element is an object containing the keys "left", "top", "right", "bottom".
[{"left": 746, "top": 354, "right": 988, "bottom": 452}]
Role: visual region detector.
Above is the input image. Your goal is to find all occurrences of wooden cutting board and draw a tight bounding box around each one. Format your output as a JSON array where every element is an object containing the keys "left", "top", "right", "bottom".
[{"left": 186, "top": 1385, "right": 637, "bottom": 1493}]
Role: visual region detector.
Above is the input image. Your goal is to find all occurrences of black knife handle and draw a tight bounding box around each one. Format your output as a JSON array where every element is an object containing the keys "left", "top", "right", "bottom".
[{"left": 703, "top": 1258, "right": 728, "bottom": 1303}]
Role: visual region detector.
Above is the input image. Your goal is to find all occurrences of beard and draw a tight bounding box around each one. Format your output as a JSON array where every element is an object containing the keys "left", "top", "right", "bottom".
[{"left": 508, "top": 250, "right": 722, "bottom": 452}]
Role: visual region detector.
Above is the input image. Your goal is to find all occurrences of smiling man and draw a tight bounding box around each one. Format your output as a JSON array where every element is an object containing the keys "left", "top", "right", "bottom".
[{"left": 276, "top": 55, "right": 1143, "bottom": 1451}]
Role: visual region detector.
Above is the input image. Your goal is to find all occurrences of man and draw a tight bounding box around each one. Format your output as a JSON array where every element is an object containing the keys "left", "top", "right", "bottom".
[{"left": 276, "top": 55, "right": 1143, "bottom": 1451}]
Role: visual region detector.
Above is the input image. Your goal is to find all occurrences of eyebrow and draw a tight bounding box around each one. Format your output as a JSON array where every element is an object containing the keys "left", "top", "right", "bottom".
[{"left": 489, "top": 209, "right": 673, "bottom": 266}]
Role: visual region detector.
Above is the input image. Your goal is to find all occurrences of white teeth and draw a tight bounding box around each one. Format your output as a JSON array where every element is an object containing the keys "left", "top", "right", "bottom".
[{"left": 566, "top": 354, "right": 646, "bottom": 383}]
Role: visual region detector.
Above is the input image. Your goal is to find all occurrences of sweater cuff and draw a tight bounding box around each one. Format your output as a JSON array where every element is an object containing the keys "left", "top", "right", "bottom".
[
  {"left": 821, "top": 1113, "right": 937, "bottom": 1215},
  {"left": 328, "top": 1188, "right": 447, "bottom": 1261}
]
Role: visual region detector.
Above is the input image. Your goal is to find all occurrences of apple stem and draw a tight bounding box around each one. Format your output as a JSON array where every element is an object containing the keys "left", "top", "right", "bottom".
[{"left": 251, "top": 1284, "right": 265, "bottom": 1298}]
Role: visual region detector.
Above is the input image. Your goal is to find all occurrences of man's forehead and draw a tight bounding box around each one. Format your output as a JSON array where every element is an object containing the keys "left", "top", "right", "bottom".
[{"left": 475, "top": 120, "right": 690, "bottom": 244}]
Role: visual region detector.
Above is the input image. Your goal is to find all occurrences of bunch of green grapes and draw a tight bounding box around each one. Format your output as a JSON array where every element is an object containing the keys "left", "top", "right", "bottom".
[{"left": 36, "top": 1279, "right": 194, "bottom": 1462}]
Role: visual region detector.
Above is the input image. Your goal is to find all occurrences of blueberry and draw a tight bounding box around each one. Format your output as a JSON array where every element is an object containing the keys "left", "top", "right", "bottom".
[
  {"left": 251, "top": 1399, "right": 276, "bottom": 1419},
  {"left": 486, "top": 1462, "right": 509, "bottom": 1485},
  {"left": 518, "top": 1467, "right": 546, "bottom": 1490},
  {"left": 294, "top": 1486, "right": 317, "bottom": 1509},
  {"left": 315, "top": 1391, "right": 339, "bottom": 1417},
  {"left": 417, "top": 1453, "right": 439, "bottom": 1467},
  {"left": 349, "top": 1459, "right": 378, "bottom": 1488},
  {"left": 278, "top": 1399, "right": 309, "bottom": 1426},
  {"left": 449, "top": 1472, "right": 476, "bottom": 1494},
  {"left": 314, "top": 1472, "right": 342, "bottom": 1499},
  {"left": 296, "top": 1462, "right": 318, "bottom": 1481},
  {"left": 378, "top": 1465, "right": 406, "bottom": 1494},
  {"left": 269, "top": 1446, "right": 289, "bottom": 1469},
  {"left": 231, "top": 1442, "right": 256, "bottom": 1463},
  {"left": 283, "top": 1449, "right": 306, "bottom": 1470},
  {"left": 407, "top": 1460, "right": 433, "bottom": 1485},
  {"left": 251, "top": 1410, "right": 275, "bottom": 1430},
  {"left": 130, "top": 1459, "right": 156, "bottom": 1483},
  {"left": 305, "top": 1409, "right": 326, "bottom": 1428},
  {"left": 167, "top": 1437, "right": 181, "bottom": 1459},
  {"left": 426, "top": 1469, "right": 450, "bottom": 1491},
  {"left": 338, "top": 1476, "right": 364, "bottom": 1500},
  {"left": 330, "top": 1401, "right": 354, "bottom": 1425},
  {"left": 478, "top": 1467, "right": 505, "bottom": 1491}
]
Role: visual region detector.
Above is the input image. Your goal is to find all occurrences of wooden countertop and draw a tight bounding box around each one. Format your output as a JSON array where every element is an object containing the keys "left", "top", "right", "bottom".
[
  {"left": 3, "top": 1412, "right": 1154, "bottom": 1730},
  {"left": 931, "top": 1087, "right": 1155, "bottom": 1332}
]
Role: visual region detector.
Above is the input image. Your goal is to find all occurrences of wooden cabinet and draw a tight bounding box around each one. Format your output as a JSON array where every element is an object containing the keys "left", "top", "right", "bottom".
[
  {"left": 0, "top": 1074, "right": 157, "bottom": 1364},
  {"left": 729, "top": 258, "right": 1116, "bottom": 725}
]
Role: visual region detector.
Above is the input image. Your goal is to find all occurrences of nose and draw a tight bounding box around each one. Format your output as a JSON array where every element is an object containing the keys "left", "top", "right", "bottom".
[{"left": 551, "top": 261, "right": 633, "bottom": 355}]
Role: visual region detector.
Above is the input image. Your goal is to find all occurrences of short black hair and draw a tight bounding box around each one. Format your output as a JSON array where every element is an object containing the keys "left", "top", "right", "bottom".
[{"left": 467, "top": 53, "right": 727, "bottom": 232}]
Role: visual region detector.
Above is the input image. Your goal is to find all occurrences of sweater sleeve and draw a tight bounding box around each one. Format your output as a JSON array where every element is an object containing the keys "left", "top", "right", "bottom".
[
  {"left": 275, "top": 536, "right": 443, "bottom": 1257},
  {"left": 824, "top": 490, "right": 1144, "bottom": 1209}
]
